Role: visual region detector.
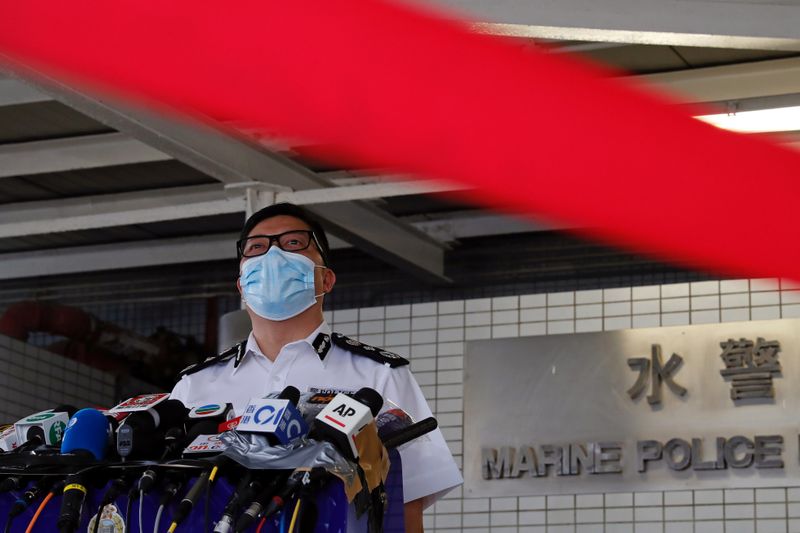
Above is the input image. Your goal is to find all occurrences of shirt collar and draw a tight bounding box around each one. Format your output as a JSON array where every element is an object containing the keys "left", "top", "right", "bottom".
[{"left": 234, "top": 320, "right": 333, "bottom": 372}]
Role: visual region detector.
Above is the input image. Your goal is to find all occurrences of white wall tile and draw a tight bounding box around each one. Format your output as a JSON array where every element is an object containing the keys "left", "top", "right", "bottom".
[
  {"left": 520, "top": 294, "right": 547, "bottom": 308},
  {"left": 722, "top": 308, "right": 750, "bottom": 322},
  {"left": 465, "top": 326, "right": 491, "bottom": 340},
  {"left": 604, "top": 302, "right": 631, "bottom": 316},
  {"left": 721, "top": 279, "right": 750, "bottom": 293},
  {"left": 751, "top": 292, "right": 780, "bottom": 306},
  {"left": 752, "top": 306, "right": 780, "bottom": 320},
  {"left": 691, "top": 281, "right": 719, "bottom": 295},
  {"left": 662, "top": 298, "right": 689, "bottom": 312},
  {"left": 518, "top": 321, "right": 547, "bottom": 336},
  {"left": 522, "top": 308, "right": 548, "bottom": 322},
  {"left": 604, "top": 287, "right": 632, "bottom": 302},
  {"left": 548, "top": 320, "right": 575, "bottom": 335},
  {"left": 493, "top": 296, "right": 519, "bottom": 310},
  {"left": 493, "top": 324, "right": 519, "bottom": 338},
  {"left": 576, "top": 304, "right": 602, "bottom": 319},
  {"left": 633, "top": 285, "right": 660, "bottom": 300},
  {"left": 465, "top": 312, "right": 491, "bottom": 327},
  {"left": 605, "top": 316, "right": 632, "bottom": 331},
  {"left": 548, "top": 292, "right": 575, "bottom": 306},
  {"left": 750, "top": 278, "right": 780, "bottom": 291},
  {"left": 633, "top": 314, "right": 660, "bottom": 328},
  {"left": 662, "top": 312, "right": 690, "bottom": 326},
  {"left": 548, "top": 307, "right": 575, "bottom": 320},
  {"left": 465, "top": 298, "right": 491, "bottom": 312},
  {"left": 494, "top": 310, "right": 520, "bottom": 324},
  {"left": 576, "top": 290, "right": 603, "bottom": 304},
  {"left": 691, "top": 310, "right": 720, "bottom": 324},
  {"left": 576, "top": 319, "right": 603, "bottom": 332},
  {"left": 439, "top": 300, "right": 464, "bottom": 314},
  {"left": 661, "top": 283, "right": 689, "bottom": 298},
  {"left": 632, "top": 300, "right": 660, "bottom": 315},
  {"left": 438, "top": 314, "right": 464, "bottom": 328}
]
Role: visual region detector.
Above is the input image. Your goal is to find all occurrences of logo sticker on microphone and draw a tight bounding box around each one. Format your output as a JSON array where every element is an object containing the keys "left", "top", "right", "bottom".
[
  {"left": 254, "top": 404, "right": 285, "bottom": 425},
  {"left": 332, "top": 404, "right": 357, "bottom": 417},
  {"left": 24, "top": 413, "right": 55, "bottom": 423},
  {"left": 189, "top": 404, "right": 226, "bottom": 418}
]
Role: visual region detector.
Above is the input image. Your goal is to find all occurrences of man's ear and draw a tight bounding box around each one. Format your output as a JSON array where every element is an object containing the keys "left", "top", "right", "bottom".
[
  {"left": 323, "top": 268, "right": 336, "bottom": 293},
  {"left": 236, "top": 277, "right": 243, "bottom": 297}
]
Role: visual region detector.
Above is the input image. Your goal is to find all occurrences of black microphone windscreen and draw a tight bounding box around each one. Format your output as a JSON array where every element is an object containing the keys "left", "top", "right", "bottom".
[
  {"left": 354, "top": 388, "right": 383, "bottom": 417},
  {"left": 279, "top": 386, "right": 301, "bottom": 406},
  {"left": 185, "top": 420, "right": 219, "bottom": 442},
  {"left": 154, "top": 399, "right": 189, "bottom": 426},
  {"left": 26, "top": 426, "right": 45, "bottom": 442}
]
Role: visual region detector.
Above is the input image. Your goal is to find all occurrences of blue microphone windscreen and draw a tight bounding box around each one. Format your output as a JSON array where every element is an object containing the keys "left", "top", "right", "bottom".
[{"left": 61, "top": 408, "right": 110, "bottom": 460}]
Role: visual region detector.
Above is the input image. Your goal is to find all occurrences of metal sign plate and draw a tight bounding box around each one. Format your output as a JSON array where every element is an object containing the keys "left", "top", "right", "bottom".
[{"left": 464, "top": 318, "right": 800, "bottom": 497}]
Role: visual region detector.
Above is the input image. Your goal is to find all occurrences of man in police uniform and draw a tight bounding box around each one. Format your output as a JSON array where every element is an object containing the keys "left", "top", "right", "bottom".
[{"left": 170, "top": 203, "right": 462, "bottom": 531}]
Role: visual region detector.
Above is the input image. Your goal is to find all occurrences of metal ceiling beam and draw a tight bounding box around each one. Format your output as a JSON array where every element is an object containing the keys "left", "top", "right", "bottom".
[
  {"left": 0, "top": 132, "right": 170, "bottom": 177},
  {"left": 0, "top": 63, "right": 450, "bottom": 283},
  {"left": 0, "top": 234, "right": 237, "bottom": 280},
  {"left": 0, "top": 77, "right": 49, "bottom": 106},
  {"left": 0, "top": 211, "right": 553, "bottom": 280},
  {"left": 450, "top": 0, "right": 800, "bottom": 50},
  {"left": 641, "top": 57, "right": 800, "bottom": 104},
  {"left": 0, "top": 180, "right": 470, "bottom": 239},
  {"left": 475, "top": 23, "right": 800, "bottom": 51},
  {"left": 0, "top": 185, "right": 241, "bottom": 239}
]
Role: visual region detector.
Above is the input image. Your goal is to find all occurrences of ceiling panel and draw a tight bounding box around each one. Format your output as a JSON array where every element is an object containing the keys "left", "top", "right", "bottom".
[
  {"left": 0, "top": 101, "right": 112, "bottom": 144},
  {"left": 0, "top": 160, "right": 217, "bottom": 204}
]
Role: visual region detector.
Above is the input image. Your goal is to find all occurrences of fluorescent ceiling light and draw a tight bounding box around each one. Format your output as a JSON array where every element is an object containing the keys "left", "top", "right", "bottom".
[{"left": 696, "top": 105, "right": 800, "bottom": 133}]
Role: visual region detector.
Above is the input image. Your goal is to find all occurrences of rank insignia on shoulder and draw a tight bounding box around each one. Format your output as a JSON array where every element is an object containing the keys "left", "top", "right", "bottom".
[
  {"left": 312, "top": 333, "right": 333, "bottom": 360},
  {"left": 331, "top": 333, "right": 409, "bottom": 368},
  {"left": 178, "top": 340, "right": 247, "bottom": 377}
]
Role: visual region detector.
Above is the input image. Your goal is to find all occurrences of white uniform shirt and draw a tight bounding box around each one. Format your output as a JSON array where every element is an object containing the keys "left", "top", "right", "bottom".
[{"left": 170, "top": 321, "right": 463, "bottom": 508}]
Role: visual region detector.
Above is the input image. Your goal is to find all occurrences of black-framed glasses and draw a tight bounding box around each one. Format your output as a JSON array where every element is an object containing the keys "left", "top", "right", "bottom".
[{"left": 237, "top": 230, "right": 322, "bottom": 258}]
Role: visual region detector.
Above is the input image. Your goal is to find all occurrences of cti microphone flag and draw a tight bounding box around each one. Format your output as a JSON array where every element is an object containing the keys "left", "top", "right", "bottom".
[{"left": 1, "top": 0, "right": 800, "bottom": 281}]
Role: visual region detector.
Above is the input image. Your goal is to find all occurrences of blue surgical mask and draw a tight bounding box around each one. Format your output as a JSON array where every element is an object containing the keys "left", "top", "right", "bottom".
[{"left": 240, "top": 246, "right": 326, "bottom": 321}]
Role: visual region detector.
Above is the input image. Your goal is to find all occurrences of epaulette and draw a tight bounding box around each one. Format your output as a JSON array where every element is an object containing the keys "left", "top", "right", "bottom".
[
  {"left": 178, "top": 340, "right": 247, "bottom": 378},
  {"left": 331, "top": 333, "right": 409, "bottom": 368}
]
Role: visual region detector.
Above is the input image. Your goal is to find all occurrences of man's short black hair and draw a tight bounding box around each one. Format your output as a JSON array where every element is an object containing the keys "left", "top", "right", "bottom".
[{"left": 238, "top": 203, "right": 331, "bottom": 265}]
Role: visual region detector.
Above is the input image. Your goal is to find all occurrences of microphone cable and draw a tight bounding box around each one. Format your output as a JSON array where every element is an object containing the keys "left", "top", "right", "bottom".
[
  {"left": 139, "top": 489, "right": 145, "bottom": 533},
  {"left": 25, "top": 479, "right": 64, "bottom": 533},
  {"left": 288, "top": 500, "right": 302, "bottom": 533},
  {"left": 24, "top": 490, "right": 55, "bottom": 533},
  {"left": 153, "top": 503, "right": 166, "bottom": 533}
]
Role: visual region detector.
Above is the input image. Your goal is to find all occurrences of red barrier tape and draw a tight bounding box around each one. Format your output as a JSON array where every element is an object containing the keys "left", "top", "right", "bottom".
[{"left": 1, "top": 0, "right": 798, "bottom": 279}]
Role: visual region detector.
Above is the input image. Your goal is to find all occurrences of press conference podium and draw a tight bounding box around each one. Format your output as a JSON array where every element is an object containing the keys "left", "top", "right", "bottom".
[{"left": 0, "top": 449, "right": 405, "bottom": 532}]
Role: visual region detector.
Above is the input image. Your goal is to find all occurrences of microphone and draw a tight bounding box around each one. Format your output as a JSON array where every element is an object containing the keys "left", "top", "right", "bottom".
[
  {"left": 161, "top": 426, "right": 187, "bottom": 460},
  {"left": 212, "top": 472, "right": 252, "bottom": 533},
  {"left": 61, "top": 408, "right": 112, "bottom": 460},
  {"left": 13, "top": 404, "right": 77, "bottom": 451},
  {"left": 236, "top": 386, "right": 308, "bottom": 445},
  {"left": 57, "top": 472, "right": 90, "bottom": 533},
  {"left": 57, "top": 410, "right": 113, "bottom": 533},
  {"left": 226, "top": 387, "right": 312, "bottom": 533},
  {"left": 186, "top": 402, "right": 234, "bottom": 433},
  {"left": 7, "top": 476, "right": 57, "bottom": 521},
  {"left": 310, "top": 387, "right": 383, "bottom": 461},
  {"left": 116, "top": 399, "right": 187, "bottom": 459},
  {"left": 0, "top": 424, "right": 19, "bottom": 452},
  {"left": 255, "top": 468, "right": 329, "bottom": 527},
  {"left": 166, "top": 418, "right": 240, "bottom": 531},
  {"left": 244, "top": 388, "right": 385, "bottom": 530},
  {"left": 381, "top": 416, "right": 438, "bottom": 449}
]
